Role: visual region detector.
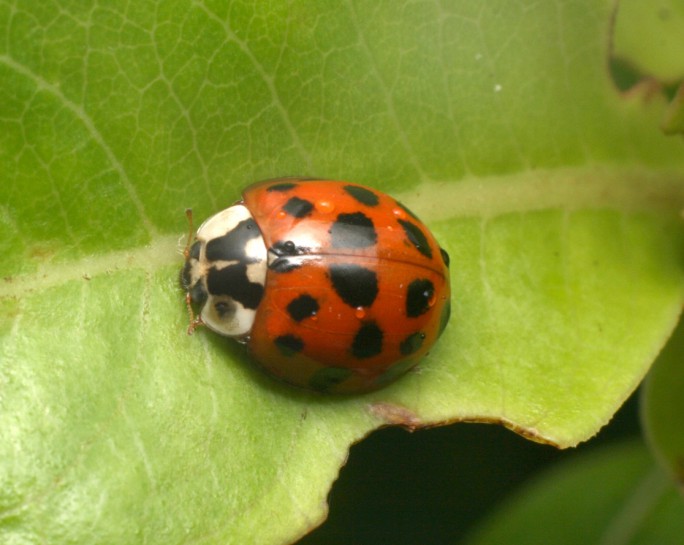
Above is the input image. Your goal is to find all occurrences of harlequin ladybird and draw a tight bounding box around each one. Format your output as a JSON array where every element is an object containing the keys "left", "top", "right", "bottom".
[{"left": 181, "top": 179, "right": 450, "bottom": 393}]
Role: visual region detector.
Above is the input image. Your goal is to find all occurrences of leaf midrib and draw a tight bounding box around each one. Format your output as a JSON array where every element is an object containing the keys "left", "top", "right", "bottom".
[
  {"left": 3, "top": 165, "right": 683, "bottom": 298},
  {"left": 398, "top": 165, "right": 684, "bottom": 221}
]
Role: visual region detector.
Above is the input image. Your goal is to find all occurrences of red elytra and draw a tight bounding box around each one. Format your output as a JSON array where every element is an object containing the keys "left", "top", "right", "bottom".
[{"left": 242, "top": 179, "right": 450, "bottom": 393}]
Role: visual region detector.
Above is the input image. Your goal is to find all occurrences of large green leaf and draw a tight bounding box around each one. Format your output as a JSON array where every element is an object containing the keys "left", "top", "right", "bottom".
[{"left": 1, "top": 1, "right": 683, "bottom": 543}]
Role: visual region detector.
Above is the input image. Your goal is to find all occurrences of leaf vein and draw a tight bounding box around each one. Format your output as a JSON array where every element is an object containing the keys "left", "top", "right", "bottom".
[
  {"left": 0, "top": 53, "right": 159, "bottom": 240},
  {"left": 194, "top": 2, "right": 315, "bottom": 173}
]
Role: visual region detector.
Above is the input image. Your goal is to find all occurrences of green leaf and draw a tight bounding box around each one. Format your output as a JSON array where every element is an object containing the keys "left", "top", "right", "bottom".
[
  {"left": 463, "top": 441, "right": 684, "bottom": 545},
  {"left": 1, "top": 1, "right": 684, "bottom": 543},
  {"left": 642, "top": 312, "right": 684, "bottom": 491}
]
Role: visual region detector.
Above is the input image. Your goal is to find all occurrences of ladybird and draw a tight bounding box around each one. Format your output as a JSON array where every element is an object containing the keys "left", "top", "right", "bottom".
[{"left": 181, "top": 179, "right": 450, "bottom": 393}]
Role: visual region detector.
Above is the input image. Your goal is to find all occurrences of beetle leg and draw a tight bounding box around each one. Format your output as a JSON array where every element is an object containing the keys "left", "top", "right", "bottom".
[{"left": 185, "top": 291, "right": 205, "bottom": 335}]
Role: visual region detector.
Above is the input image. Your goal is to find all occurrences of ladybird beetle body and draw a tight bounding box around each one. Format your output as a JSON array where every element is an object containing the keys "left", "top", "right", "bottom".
[{"left": 182, "top": 179, "right": 450, "bottom": 394}]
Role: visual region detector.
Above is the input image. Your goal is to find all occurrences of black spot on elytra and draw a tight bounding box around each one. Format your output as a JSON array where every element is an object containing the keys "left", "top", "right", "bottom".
[
  {"left": 329, "top": 264, "right": 378, "bottom": 308},
  {"left": 207, "top": 263, "right": 264, "bottom": 309},
  {"left": 406, "top": 279, "right": 434, "bottom": 318},
  {"left": 309, "top": 367, "right": 353, "bottom": 391},
  {"left": 271, "top": 240, "right": 297, "bottom": 255},
  {"left": 375, "top": 357, "right": 419, "bottom": 388},
  {"left": 269, "top": 240, "right": 302, "bottom": 273},
  {"left": 400, "top": 332, "right": 426, "bottom": 355},
  {"left": 287, "top": 294, "right": 320, "bottom": 322},
  {"left": 344, "top": 185, "right": 379, "bottom": 207},
  {"left": 205, "top": 219, "right": 261, "bottom": 262},
  {"left": 267, "top": 182, "right": 298, "bottom": 192},
  {"left": 269, "top": 259, "right": 300, "bottom": 273},
  {"left": 352, "top": 322, "right": 383, "bottom": 359},
  {"left": 439, "top": 299, "right": 451, "bottom": 334},
  {"left": 329, "top": 212, "right": 377, "bottom": 249},
  {"left": 275, "top": 334, "right": 304, "bottom": 356},
  {"left": 440, "top": 247, "right": 450, "bottom": 268},
  {"left": 398, "top": 219, "right": 433, "bottom": 259},
  {"left": 395, "top": 200, "right": 419, "bottom": 220},
  {"left": 283, "top": 197, "right": 314, "bottom": 218}
]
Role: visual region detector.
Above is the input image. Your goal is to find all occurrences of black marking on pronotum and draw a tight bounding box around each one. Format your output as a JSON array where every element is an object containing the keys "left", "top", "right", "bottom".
[
  {"left": 329, "top": 264, "right": 378, "bottom": 308},
  {"left": 207, "top": 263, "right": 264, "bottom": 309},
  {"left": 205, "top": 219, "right": 261, "bottom": 262},
  {"left": 398, "top": 219, "right": 433, "bottom": 259},
  {"left": 343, "top": 185, "right": 379, "bottom": 207},
  {"left": 351, "top": 322, "right": 383, "bottom": 359},
  {"left": 287, "top": 294, "right": 320, "bottom": 322},
  {"left": 180, "top": 261, "right": 193, "bottom": 290},
  {"left": 275, "top": 334, "right": 304, "bottom": 356},
  {"left": 400, "top": 331, "right": 426, "bottom": 356},
  {"left": 181, "top": 240, "right": 203, "bottom": 291},
  {"left": 406, "top": 278, "right": 435, "bottom": 318},
  {"left": 308, "top": 367, "right": 353, "bottom": 391},
  {"left": 189, "top": 282, "right": 208, "bottom": 307},
  {"left": 267, "top": 182, "right": 298, "bottom": 192},
  {"left": 188, "top": 240, "right": 201, "bottom": 260},
  {"left": 283, "top": 197, "right": 314, "bottom": 218},
  {"left": 440, "top": 247, "right": 450, "bottom": 268},
  {"left": 213, "top": 300, "right": 236, "bottom": 319},
  {"left": 329, "top": 212, "right": 378, "bottom": 249},
  {"left": 395, "top": 200, "right": 419, "bottom": 220}
]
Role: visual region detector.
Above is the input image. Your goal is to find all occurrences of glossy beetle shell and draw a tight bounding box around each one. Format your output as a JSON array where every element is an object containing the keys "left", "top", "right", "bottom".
[{"left": 239, "top": 179, "right": 451, "bottom": 393}]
